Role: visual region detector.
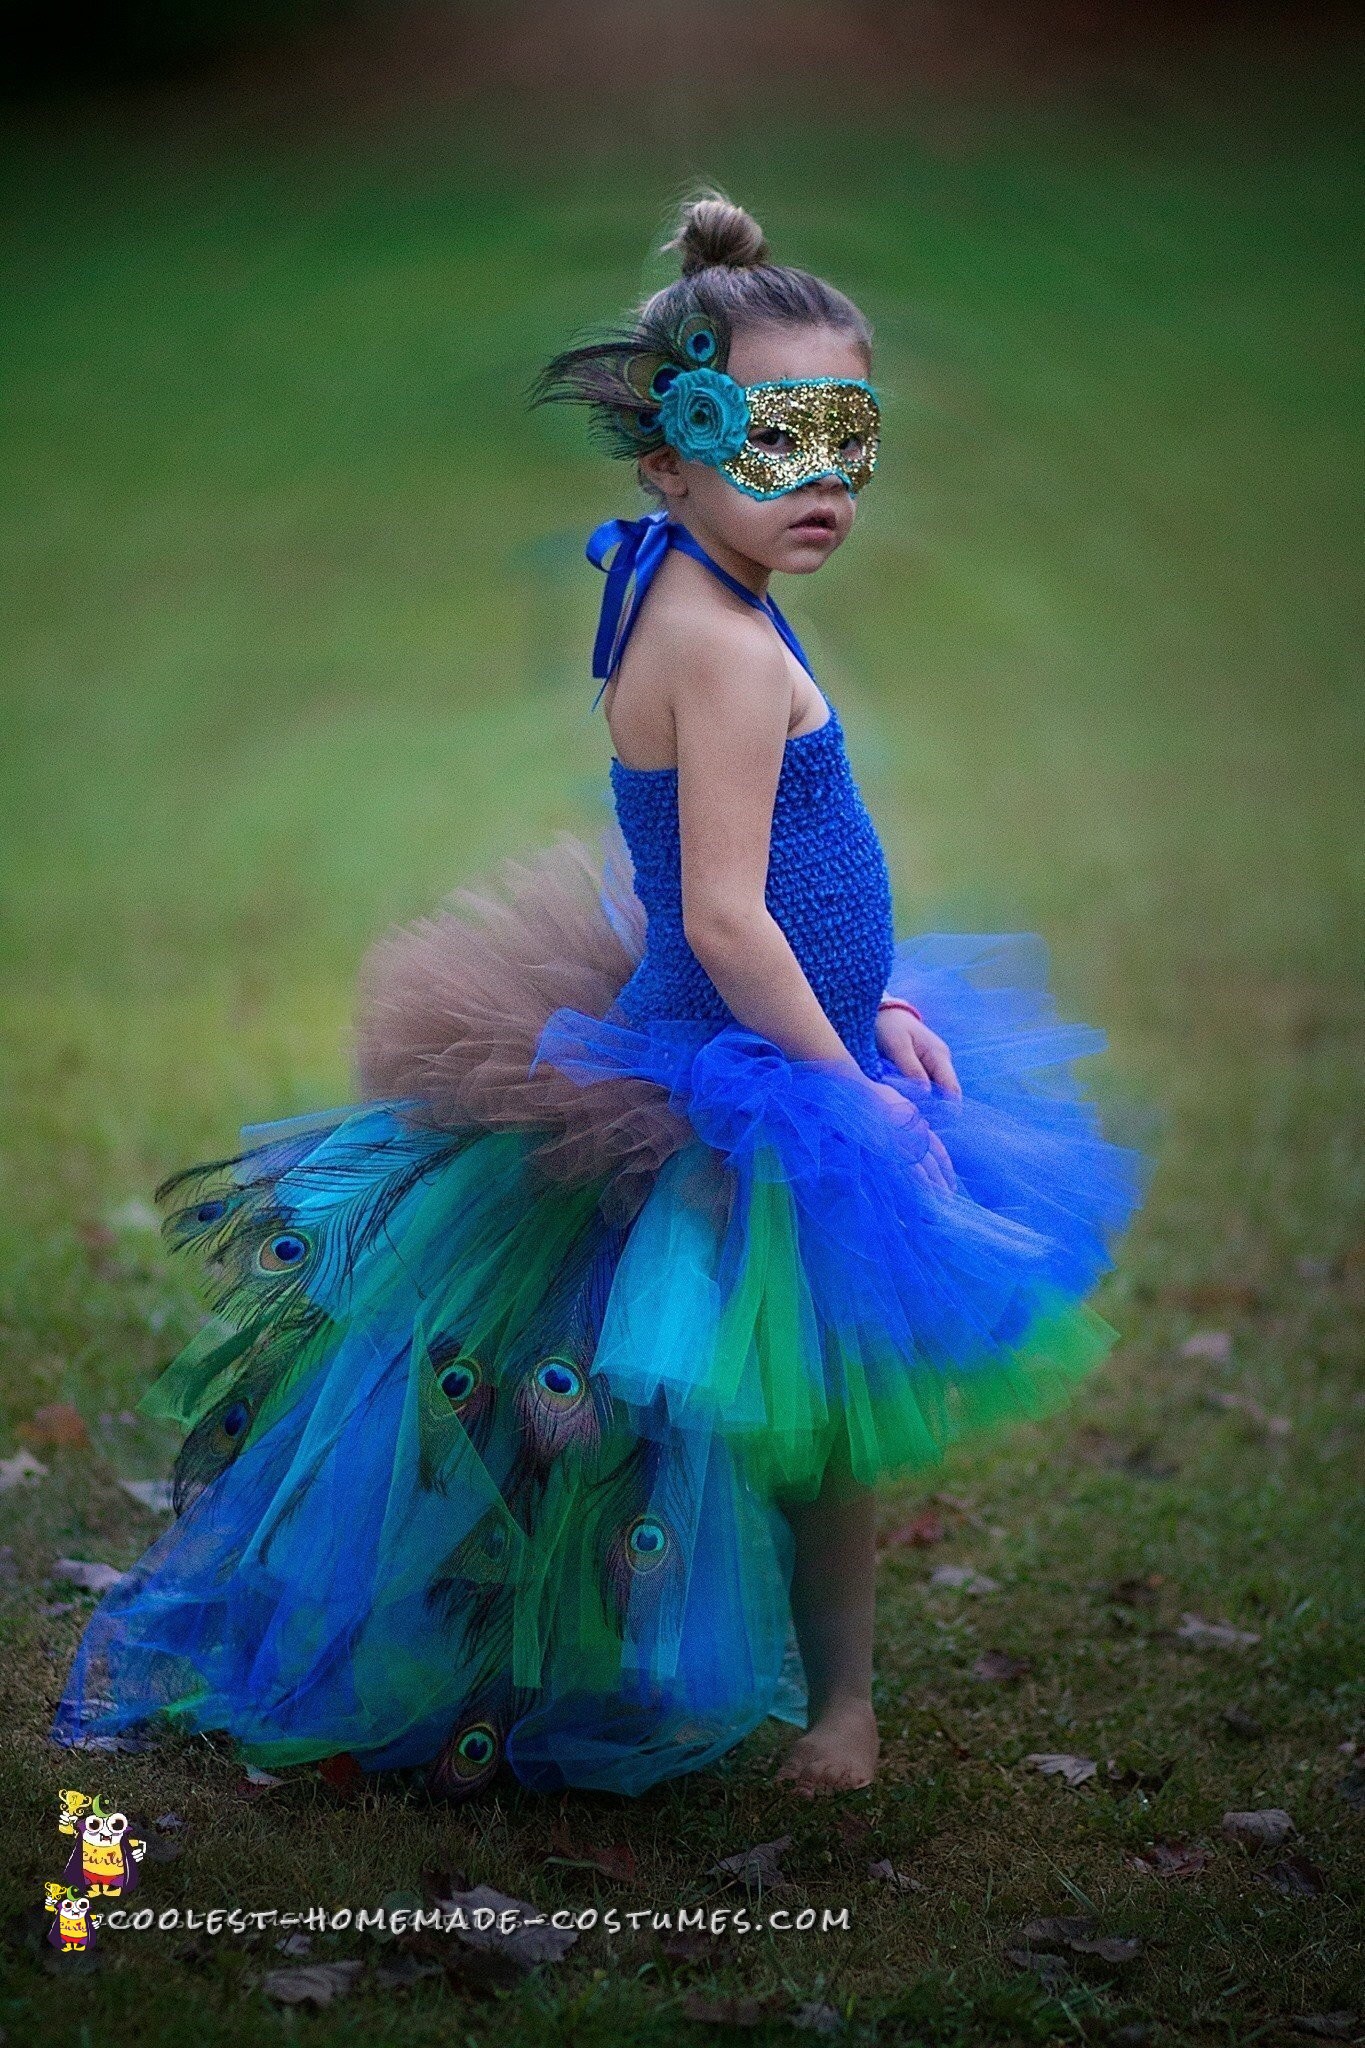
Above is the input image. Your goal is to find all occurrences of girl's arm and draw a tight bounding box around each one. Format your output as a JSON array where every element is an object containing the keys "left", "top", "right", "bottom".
[{"left": 671, "top": 612, "right": 867, "bottom": 1078}]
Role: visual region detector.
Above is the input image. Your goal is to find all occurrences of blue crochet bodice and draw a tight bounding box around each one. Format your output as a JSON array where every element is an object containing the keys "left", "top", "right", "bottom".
[{"left": 589, "top": 513, "right": 896, "bottom": 1079}]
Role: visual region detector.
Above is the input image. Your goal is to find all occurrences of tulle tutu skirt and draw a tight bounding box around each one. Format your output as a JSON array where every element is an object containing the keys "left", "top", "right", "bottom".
[{"left": 53, "top": 824, "right": 1146, "bottom": 1796}]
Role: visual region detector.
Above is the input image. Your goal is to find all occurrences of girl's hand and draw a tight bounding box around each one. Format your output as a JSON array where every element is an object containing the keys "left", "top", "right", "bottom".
[
  {"left": 863, "top": 1078, "right": 958, "bottom": 1195},
  {"left": 874, "top": 1005, "right": 962, "bottom": 1100}
]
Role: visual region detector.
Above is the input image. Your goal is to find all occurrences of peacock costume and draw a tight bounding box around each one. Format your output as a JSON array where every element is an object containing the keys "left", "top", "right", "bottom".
[{"left": 54, "top": 298, "right": 1146, "bottom": 1798}]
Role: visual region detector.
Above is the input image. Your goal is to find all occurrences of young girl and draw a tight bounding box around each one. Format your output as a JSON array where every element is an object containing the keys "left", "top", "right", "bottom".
[{"left": 55, "top": 194, "right": 1145, "bottom": 1799}]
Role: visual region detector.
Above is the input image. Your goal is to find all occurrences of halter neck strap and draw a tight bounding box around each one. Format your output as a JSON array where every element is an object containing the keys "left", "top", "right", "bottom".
[{"left": 585, "top": 510, "right": 815, "bottom": 708}]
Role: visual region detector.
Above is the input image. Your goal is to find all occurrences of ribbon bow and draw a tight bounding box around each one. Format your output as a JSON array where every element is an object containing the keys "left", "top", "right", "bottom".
[{"left": 586, "top": 509, "right": 674, "bottom": 706}]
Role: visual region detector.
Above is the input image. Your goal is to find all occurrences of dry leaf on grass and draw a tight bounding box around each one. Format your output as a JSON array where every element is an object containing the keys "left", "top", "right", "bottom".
[
  {"left": 867, "top": 1858, "right": 921, "bottom": 1891},
  {"left": 1176, "top": 1613, "right": 1261, "bottom": 1650},
  {"left": 1105, "top": 1757, "right": 1175, "bottom": 1796},
  {"left": 262, "top": 1961, "right": 363, "bottom": 2006},
  {"left": 1024, "top": 1752, "right": 1097, "bottom": 1788},
  {"left": 711, "top": 1835, "right": 792, "bottom": 1890},
  {"left": 545, "top": 1825, "right": 639, "bottom": 1885},
  {"left": 1206, "top": 1390, "right": 1292, "bottom": 1438},
  {"left": 20, "top": 1404, "right": 90, "bottom": 1451},
  {"left": 0, "top": 1450, "right": 49, "bottom": 1493},
  {"left": 1019, "top": 1915, "right": 1143, "bottom": 1964},
  {"left": 879, "top": 1509, "right": 946, "bottom": 1549},
  {"left": 434, "top": 1885, "right": 578, "bottom": 1967},
  {"left": 1223, "top": 1807, "right": 1295, "bottom": 1849},
  {"left": 1181, "top": 1330, "right": 1233, "bottom": 1361},
  {"left": 1005, "top": 1945, "right": 1071, "bottom": 1988},
  {"left": 1125, "top": 1838, "right": 1211, "bottom": 1879},
  {"left": 973, "top": 1650, "right": 1031, "bottom": 1683},
  {"left": 51, "top": 1558, "right": 125, "bottom": 1594},
  {"left": 1259, "top": 1855, "right": 1328, "bottom": 1898},
  {"left": 929, "top": 1564, "right": 1000, "bottom": 1594},
  {"left": 1108, "top": 1574, "right": 1165, "bottom": 1607}
]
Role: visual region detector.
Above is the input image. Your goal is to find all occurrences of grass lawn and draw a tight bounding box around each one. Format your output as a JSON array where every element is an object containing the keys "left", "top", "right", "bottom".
[{"left": 1, "top": 34, "right": 1362, "bottom": 2047}]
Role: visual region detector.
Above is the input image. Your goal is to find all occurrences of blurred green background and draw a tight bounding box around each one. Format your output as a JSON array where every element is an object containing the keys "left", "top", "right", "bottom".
[{"left": 1, "top": 6, "right": 1362, "bottom": 2042}]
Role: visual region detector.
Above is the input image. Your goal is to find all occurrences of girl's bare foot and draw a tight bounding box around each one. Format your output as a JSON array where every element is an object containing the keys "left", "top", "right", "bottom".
[{"left": 775, "top": 1693, "right": 880, "bottom": 1797}]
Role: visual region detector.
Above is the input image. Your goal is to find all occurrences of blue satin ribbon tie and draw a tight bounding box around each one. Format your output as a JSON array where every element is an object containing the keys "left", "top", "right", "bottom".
[{"left": 586, "top": 512, "right": 815, "bottom": 710}]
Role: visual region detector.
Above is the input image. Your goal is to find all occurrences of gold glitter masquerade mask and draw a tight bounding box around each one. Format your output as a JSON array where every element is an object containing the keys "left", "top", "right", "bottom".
[{"left": 719, "top": 378, "right": 881, "bottom": 500}]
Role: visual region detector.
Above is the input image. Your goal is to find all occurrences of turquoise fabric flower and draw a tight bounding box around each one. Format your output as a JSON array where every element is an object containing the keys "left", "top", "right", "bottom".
[{"left": 657, "top": 367, "right": 750, "bottom": 466}]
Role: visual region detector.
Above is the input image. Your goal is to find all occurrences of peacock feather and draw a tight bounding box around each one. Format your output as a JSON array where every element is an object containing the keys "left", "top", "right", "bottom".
[{"left": 531, "top": 289, "right": 733, "bottom": 460}]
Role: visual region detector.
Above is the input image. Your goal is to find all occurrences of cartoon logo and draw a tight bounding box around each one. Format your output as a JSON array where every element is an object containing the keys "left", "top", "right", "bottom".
[
  {"left": 58, "top": 1793, "right": 146, "bottom": 1898},
  {"left": 45, "top": 1885, "right": 101, "bottom": 1953}
]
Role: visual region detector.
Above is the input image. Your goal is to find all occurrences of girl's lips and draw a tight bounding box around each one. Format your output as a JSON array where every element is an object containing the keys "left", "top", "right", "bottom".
[{"left": 788, "top": 512, "right": 837, "bottom": 536}]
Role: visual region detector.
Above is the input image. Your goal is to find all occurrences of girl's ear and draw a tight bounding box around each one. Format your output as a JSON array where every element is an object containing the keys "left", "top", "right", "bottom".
[{"left": 640, "top": 445, "right": 687, "bottom": 500}]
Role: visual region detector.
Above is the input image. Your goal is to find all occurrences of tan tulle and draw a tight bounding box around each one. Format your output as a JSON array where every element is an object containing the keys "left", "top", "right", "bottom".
[{"left": 351, "top": 821, "right": 693, "bottom": 1224}]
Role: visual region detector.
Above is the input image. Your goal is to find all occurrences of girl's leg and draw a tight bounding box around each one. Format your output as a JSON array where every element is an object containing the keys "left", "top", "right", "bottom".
[{"left": 774, "top": 1453, "right": 880, "bottom": 1794}]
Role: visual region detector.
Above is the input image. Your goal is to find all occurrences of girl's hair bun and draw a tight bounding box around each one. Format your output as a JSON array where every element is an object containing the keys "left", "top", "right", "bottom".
[{"left": 665, "top": 191, "right": 770, "bottom": 275}]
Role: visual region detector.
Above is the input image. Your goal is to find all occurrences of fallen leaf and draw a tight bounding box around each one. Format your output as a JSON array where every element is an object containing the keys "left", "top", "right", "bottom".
[
  {"left": 1223, "top": 1807, "right": 1295, "bottom": 1848},
  {"left": 0, "top": 1449, "right": 49, "bottom": 1493},
  {"left": 261, "top": 1961, "right": 362, "bottom": 2007},
  {"left": 235, "top": 1764, "right": 283, "bottom": 1800},
  {"left": 1025, "top": 1752, "right": 1097, "bottom": 1788},
  {"left": 1222, "top": 1705, "right": 1265, "bottom": 1740},
  {"left": 929, "top": 1564, "right": 1001, "bottom": 1594},
  {"left": 879, "top": 1509, "right": 946, "bottom": 1549},
  {"left": 275, "top": 1932, "right": 312, "bottom": 1957},
  {"left": 1005, "top": 1945, "right": 1071, "bottom": 1988},
  {"left": 973, "top": 1650, "right": 1031, "bottom": 1683},
  {"left": 118, "top": 1479, "right": 175, "bottom": 1514},
  {"left": 154, "top": 1813, "right": 185, "bottom": 1831},
  {"left": 1124, "top": 1837, "right": 1210, "bottom": 1881},
  {"left": 436, "top": 1885, "right": 578, "bottom": 1967},
  {"left": 1108, "top": 1574, "right": 1165, "bottom": 1607},
  {"left": 317, "top": 1753, "right": 364, "bottom": 1796},
  {"left": 1181, "top": 1330, "right": 1232, "bottom": 1361},
  {"left": 1289, "top": 2017, "right": 1359, "bottom": 2041},
  {"left": 20, "top": 1404, "right": 90, "bottom": 1451},
  {"left": 1207, "top": 1391, "right": 1292, "bottom": 1438},
  {"left": 1176, "top": 1613, "right": 1261, "bottom": 1650},
  {"left": 50, "top": 1558, "right": 125, "bottom": 1594},
  {"left": 374, "top": 1952, "right": 443, "bottom": 1991},
  {"left": 1259, "top": 1854, "right": 1328, "bottom": 1898},
  {"left": 544, "top": 1826, "right": 638, "bottom": 1886},
  {"left": 867, "top": 1858, "right": 921, "bottom": 1891},
  {"left": 711, "top": 1835, "right": 791, "bottom": 1890},
  {"left": 1020, "top": 1915, "right": 1142, "bottom": 1964}
]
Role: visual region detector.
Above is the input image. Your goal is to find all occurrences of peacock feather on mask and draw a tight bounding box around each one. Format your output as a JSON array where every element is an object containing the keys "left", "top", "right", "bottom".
[{"left": 530, "top": 286, "right": 734, "bottom": 460}]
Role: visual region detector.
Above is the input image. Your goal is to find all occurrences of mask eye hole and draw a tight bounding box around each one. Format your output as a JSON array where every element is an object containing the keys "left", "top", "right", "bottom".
[
  {"left": 748, "top": 425, "right": 794, "bottom": 453},
  {"left": 838, "top": 435, "right": 865, "bottom": 460}
]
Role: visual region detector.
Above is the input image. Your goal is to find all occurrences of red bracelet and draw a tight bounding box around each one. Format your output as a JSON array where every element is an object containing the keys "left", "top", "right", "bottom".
[{"left": 877, "top": 996, "right": 923, "bottom": 1022}]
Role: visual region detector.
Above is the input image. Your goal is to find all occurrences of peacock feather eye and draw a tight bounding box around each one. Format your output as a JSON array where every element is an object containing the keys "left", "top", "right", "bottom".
[
  {"left": 648, "top": 362, "right": 680, "bottom": 401},
  {"left": 625, "top": 1514, "right": 670, "bottom": 1573},
  {"left": 257, "top": 1230, "right": 310, "bottom": 1274},
  {"left": 193, "top": 1199, "right": 228, "bottom": 1224},
  {"left": 221, "top": 1400, "right": 250, "bottom": 1439},
  {"left": 534, "top": 1356, "right": 583, "bottom": 1402},
  {"left": 437, "top": 1355, "right": 482, "bottom": 1408},
  {"left": 451, "top": 1722, "right": 498, "bottom": 1776},
  {"left": 636, "top": 406, "right": 661, "bottom": 434},
  {"left": 677, "top": 315, "right": 718, "bottom": 365}
]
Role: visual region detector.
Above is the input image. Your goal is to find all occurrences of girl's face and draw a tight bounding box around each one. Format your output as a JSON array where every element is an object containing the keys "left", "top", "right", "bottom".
[{"left": 640, "top": 322, "right": 872, "bottom": 579}]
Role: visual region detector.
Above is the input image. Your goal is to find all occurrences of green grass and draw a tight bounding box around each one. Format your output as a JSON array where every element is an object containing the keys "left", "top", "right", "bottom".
[{"left": 2, "top": 36, "right": 1363, "bottom": 2047}]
